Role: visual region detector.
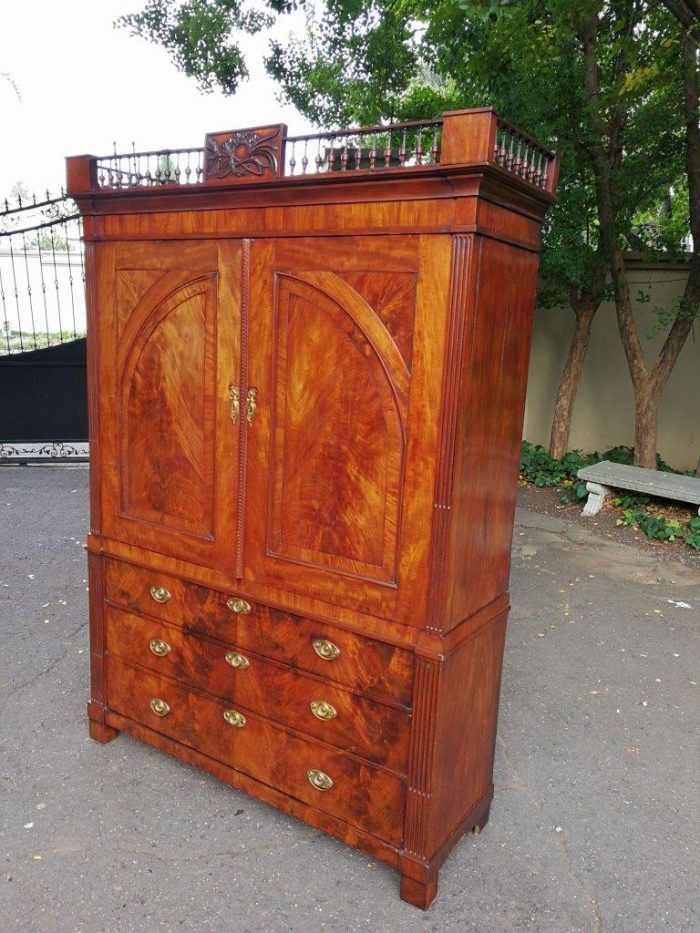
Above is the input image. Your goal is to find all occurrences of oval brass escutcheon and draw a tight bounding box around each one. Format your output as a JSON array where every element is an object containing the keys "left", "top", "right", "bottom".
[
  {"left": 223, "top": 709, "right": 247, "bottom": 728},
  {"left": 310, "top": 700, "right": 337, "bottom": 721},
  {"left": 149, "top": 697, "right": 170, "bottom": 717},
  {"left": 225, "top": 652, "right": 249, "bottom": 670},
  {"left": 149, "top": 638, "right": 171, "bottom": 657},
  {"left": 149, "top": 585, "right": 171, "bottom": 604},
  {"left": 226, "top": 597, "right": 251, "bottom": 615},
  {"left": 312, "top": 638, "right": 340, "bottom": 661},
  {"left": 307, "top": 769, "right": 333, "bottom": 791}
]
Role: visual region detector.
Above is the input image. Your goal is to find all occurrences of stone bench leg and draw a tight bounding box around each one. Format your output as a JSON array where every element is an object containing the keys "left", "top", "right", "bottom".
[{"left": 581, "top": 481, "right": 612, "bottom": 517}]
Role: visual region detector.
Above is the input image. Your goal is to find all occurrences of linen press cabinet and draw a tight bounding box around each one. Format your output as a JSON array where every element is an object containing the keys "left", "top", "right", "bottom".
[{"left": 67, "top": 109, "right": 558, "bottom": 909}]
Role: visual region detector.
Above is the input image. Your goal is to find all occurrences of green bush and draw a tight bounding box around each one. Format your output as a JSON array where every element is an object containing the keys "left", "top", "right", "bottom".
[
  {"left": 520, "top": 441, "right": 700, "bottom": 553},
  {"left": 519, "top": 442, "right": 596, "bottom": 495}
]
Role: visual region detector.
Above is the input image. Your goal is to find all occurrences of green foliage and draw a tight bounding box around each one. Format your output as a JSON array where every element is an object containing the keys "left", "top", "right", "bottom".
[
  {"left": 519, "top": 441, "right": 596, "bottom": 491},
  {"left": 117, "top": 0, "right": 691, "bottom": 333},
  {"left": 618, "top": 508, "right": 700, "bottom": 551},
  {"left": 686, "top": 517, "right": 700, "bottom": 552},
  {"left": 596, "top": 444, "right": 679, "bottom": 474},
  {"left": 612, "top": 493, "right": 650, "bottom": 509},
  {"left": 116, "top": 0, "right": 282, "bottom": 94},
  {"left": 520, "top": 440, "right": 700, "bottom": 552}
]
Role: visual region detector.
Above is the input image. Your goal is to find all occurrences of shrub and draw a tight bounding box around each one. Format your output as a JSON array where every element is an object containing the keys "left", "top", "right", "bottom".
[{"left": 520, "top": 442, "right": 699, "bottom": 552}]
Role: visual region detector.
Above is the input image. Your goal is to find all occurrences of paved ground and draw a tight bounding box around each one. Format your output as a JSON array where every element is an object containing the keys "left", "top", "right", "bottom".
[{"left": 1, "top": 466, "right": 698, "bottom": 933}]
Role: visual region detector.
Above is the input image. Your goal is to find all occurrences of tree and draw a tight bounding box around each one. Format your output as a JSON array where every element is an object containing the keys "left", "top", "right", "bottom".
[
  {"left": 119, "top": 0, "right": 695, "bottom": 468},
  {"left": 575, "top": 3, "right": 696, "bottom": 468}
]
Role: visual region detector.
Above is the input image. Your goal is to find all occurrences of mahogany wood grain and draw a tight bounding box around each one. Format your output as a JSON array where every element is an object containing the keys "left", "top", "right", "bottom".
[
  {"left": 446, "top": 238, "right": 540, "bottom": 626},
  {"left": 203, "top": 124, "right": 285, "bottom": 185},
  {"left": 71, "top": 110, "right": 557, "bottom": 908},
  {"left": 103, "top": 558, "right": 415, "bottom": 706},
  {"left": 245, "top": 235, "right": 451, "bottom": 626},
  {"left": 428, "top": 612, "right": 507, "bottom": 852},
  {"left": 440, "top": 108, "right": 498, "bottom": 167},
  {"left": 104, "top": 708, "right": 402, "bottom": 870},
  {"left": 97, "top": 241, "right": 241, "bottom": 573},
  {"left": 104, "top": 606, "right": 410, "bottom": 772},
  {"left": 107, "top": 657, "right": 406, "bottom": 844}
]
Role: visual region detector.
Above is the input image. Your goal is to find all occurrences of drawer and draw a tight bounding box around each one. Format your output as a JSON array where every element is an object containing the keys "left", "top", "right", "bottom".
[
  {"left": 106, "top": 657, "right": 406, "bottom": 846},
  {"left": 104, "top": 559, "right": 414, "bottom": 707},
  {"left": 105, "top": 606, "right": 410, "bottom": 773}
]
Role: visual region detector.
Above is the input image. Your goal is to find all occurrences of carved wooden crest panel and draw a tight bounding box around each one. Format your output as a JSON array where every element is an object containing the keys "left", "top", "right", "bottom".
[
  {"left": 204, "top": 124, "right": 285, "bottom": 184},
  {"left": 118, "top": 275, "right": 218, "bottom": 539},
  {"left": 268, "top": 271, "right": 410, "bottom": 584}
]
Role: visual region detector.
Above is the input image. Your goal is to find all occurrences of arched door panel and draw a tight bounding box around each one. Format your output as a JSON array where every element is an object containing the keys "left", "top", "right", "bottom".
[{"left": 100, "top": 241, "right": 240, "bottom": 570}]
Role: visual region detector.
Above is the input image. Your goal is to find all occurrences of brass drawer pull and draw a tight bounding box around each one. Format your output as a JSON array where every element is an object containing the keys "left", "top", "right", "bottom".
[
  {"left": 307, "top": 769, "right": 333, "bottom": 791},
  {"left": 150, "top": 697, "right": 171, "bottom": 717},
  {"left": 312, "top": 638, "right": 340, "bottom": 661},
  {"left": 310, "top": 700, "right": 337, "bottom": 721},
  {"left": 223, "top": 709, "right": 247, "bottom": 728},
  {"left": 149, "top": 638, "right": 171, "bottom": 657},
  {"left": 227, "top": 597, "right": 251, "bottom": 615},
  {"left": 149, "top": 585, "right": 171, "bottom": 604},
  {"left": 225, "top": 652, "right": 249, "bottom": 670}
]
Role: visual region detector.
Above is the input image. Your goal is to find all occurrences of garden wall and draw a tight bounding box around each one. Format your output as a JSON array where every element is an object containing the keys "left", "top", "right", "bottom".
[{"left": 524, "top": 259, "right": 698, "bottom": 471}]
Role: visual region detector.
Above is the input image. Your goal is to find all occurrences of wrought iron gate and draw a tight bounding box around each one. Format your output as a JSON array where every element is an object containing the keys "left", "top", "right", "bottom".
[{"left": 0, "top": 191, "right": 87, "bottom": 463}]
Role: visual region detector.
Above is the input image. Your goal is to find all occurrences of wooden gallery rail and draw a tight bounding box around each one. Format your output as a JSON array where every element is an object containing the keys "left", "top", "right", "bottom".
[{"left": 67, "top": 108, "right": 558, "bottom": 909}]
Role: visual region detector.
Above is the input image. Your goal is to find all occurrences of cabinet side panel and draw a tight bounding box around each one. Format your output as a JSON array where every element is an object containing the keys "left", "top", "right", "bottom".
[
  {"left": 448, "top": 238, "right": 539, "bottom": 624},
  {"left": 428, "top": 610, "right": 507, "bottom": 853}
]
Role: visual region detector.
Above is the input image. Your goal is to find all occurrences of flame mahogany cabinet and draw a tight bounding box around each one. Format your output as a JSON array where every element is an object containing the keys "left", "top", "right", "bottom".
[{"left": 67, "top": 109, "right": 557, "bottom": 909}]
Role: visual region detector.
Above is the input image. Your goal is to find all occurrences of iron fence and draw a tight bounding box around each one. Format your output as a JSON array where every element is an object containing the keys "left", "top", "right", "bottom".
[{"left": 0, "top": 191, "right": 85, "bottom": 355}]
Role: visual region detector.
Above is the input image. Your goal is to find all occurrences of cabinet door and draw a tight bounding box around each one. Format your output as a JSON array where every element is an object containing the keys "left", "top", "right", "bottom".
[
  {"left": 97, "top": 241, "right": 241, "bottom": 571},
  {"left": 244, "top": 236, "right": 449, "bottom": 623}
]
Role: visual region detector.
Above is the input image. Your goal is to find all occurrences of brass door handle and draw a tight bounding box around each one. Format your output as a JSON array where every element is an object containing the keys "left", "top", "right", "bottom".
[
  {"left": 246, "top": 387, "right": 257, "bottom": 425},
  {"left": 229, "top": 385, "right": 240, "bottom": 424}
]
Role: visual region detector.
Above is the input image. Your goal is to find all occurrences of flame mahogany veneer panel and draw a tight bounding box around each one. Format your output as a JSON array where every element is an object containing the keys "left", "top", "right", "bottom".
[
  {"left": 104, "top": 605, "right": 411, "bottom": 774},
  {"left": 103, "top": 558, "right": 415, "bottom": 707},
  {"left": 106, "top": 657, "right": 406, "bottom": 845}
]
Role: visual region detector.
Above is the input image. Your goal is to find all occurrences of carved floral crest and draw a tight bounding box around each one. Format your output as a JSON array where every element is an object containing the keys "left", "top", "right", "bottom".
[{"left": 204, "top": 126, "right": 284, "bottom": 181}]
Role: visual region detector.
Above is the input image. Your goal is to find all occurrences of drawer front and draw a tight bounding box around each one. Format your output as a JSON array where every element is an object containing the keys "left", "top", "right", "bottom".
[
  {"left": 106, "top": 658, "right": 406, "bottom": 845},
  {"left": 104, "top": 559, "right": 414, "bottom": 706},
  {"left": 105, "top": 607, "right": 410, "bottom": 773}
]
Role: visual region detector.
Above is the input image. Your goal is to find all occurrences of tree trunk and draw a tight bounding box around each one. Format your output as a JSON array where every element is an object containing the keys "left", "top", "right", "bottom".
[
  {"left": 633, "top": 377, "right": 660, "bottom": 470},
  {"left": 549, "top": 297, "right": 598, "bottom": 459},
  {"left": 581, "top": 11, "right": 697, "bottom": 472}
]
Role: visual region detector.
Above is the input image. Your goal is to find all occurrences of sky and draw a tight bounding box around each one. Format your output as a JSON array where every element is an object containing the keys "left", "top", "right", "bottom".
[{"left": 0, "top": 0, "right": 313, "bottom": 199}]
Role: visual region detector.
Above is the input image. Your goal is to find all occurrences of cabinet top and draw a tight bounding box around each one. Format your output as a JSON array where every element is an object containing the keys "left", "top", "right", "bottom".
[{"left": 66, "top": 108, "right": 559, "bottom": 203}]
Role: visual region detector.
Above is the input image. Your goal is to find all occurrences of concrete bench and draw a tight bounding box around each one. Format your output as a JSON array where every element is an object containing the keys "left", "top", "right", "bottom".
[{"left": 576, "top": 460, "right": 700, "bottom": 517}]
